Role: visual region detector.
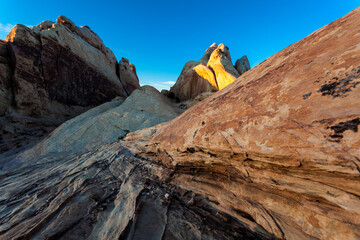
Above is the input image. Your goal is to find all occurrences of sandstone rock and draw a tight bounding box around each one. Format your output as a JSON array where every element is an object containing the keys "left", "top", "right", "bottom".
[
  {"left": 145, "top": 7, "right": 360, "bottom": 240},
  {"left": 235, "top": 55, "right": 250, "bottom": 75},
  {"left": 207, "top": 43, "right": 240, "bottom": 89},
  {"left": 198, "top": 42, "right": 218, "bottom": 65},
  {"left": 38, "top": 20, "right": 55, "bottom": 30},
  {"left": 118, "top": 57, "right": 140, "bottom": 95},
  {"left": 170, "top": 63, "right": 217, "bottom": 101},
  {"left": 56, "top": 15, "right": 76, "bottom": 31},
  {"left": 169, "top": 43, "right": 246, "bottom": 101},
  {"left": 0, "top": 16, "right": 140, "bottom": 153},
  {"left": 2, "top": 8, "right": 359, "bottom": 240},
  {"left": 5, "top": 21, "right": 127, "bottom": 121},
  {"left": 0, "top": 140, "right": 270, "bottom": 240}
]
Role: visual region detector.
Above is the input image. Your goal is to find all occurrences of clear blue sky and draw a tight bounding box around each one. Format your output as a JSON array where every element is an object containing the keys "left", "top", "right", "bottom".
[{"left": 0, "top": 0, "right": 358, "bottom": 89}]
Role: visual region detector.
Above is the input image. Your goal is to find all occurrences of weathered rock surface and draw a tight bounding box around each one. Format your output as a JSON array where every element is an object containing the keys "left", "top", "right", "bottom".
[
  {"left": 0, "top": 87, "right": 268, "bottom": 239},
  {"left": 144, "top": 7, "right": 360, "bottom": 240},
  {"left": 169, "top": 43, "right": 250, "bottom": 101},
  {"left": 0, "top": 140, "right": 272, "bottom": 240},
  {"left": 0, "top": 16, "right": 140, "bottom": 153}
]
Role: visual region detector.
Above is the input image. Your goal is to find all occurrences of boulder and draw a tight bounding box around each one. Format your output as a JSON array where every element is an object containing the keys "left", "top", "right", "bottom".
[
  {"left": 146, "top": 7, "right": 360, "bottom": 240},
  {"left": 235, "top": 55, "right": 250, "bottom": 75}
]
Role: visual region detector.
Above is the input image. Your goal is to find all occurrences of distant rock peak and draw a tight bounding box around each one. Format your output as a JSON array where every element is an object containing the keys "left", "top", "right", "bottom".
[{"left": 170, "top": 42, "right": 250, "bottom": 101}]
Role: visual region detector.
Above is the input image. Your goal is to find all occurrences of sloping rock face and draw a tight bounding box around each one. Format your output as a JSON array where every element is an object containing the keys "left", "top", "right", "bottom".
[
  {"left": 0, "top": 16, "right": 140, "bottom": 153},
  {"left": 170, "top": 43, "right": 250, "bottom": 101},
  {"left": 145, "top": 8, "right": 360, "bottom": 240}
]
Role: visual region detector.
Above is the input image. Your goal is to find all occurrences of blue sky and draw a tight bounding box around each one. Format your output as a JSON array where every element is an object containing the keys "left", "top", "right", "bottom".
[{"left": 0, "top": 0, "right": 358, "bottom": 89}]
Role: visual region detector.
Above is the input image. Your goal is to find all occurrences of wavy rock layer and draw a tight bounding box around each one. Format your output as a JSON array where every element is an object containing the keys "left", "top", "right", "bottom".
[{"left": 145, "top": 7, "right": 360, "bottom": 240}]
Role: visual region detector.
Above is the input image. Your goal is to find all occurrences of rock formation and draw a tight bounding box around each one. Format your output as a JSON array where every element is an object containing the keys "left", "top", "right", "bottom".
[
  {"left": 0, "top": 16, "right": 140, "bottom": 153},
  {"left": 1, "top": 7, "right": 360, "bottom": 240},
  {"left": 144, "top": 7, "right": 360, "bottom": 240},
  {"left": 169, "top": 43, "right": 250, "bottom": 101}
]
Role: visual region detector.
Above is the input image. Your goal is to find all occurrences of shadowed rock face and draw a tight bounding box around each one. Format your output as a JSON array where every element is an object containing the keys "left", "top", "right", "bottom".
[
  {"left": 170, "top": 43, "right": 250, "bottom": 101},
  {"left": 0, "top": 40, "right": 11, "bottom": 115},
  {"left": 144, "top": 7, "right": 360, "bottom": 240},
  {"left": 0, "top": 16, "right": 140, "bottom": 153}
]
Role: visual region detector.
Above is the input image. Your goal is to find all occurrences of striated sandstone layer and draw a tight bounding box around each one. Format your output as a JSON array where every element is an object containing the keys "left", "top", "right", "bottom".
[{"left": 145, "top": 7, "right": 360, "bottom": 240}]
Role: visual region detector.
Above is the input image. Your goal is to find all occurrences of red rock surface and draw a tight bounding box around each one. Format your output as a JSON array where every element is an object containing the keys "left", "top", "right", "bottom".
[{"left": 145, "top": 7, "right": 360, "bottom": 239}]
